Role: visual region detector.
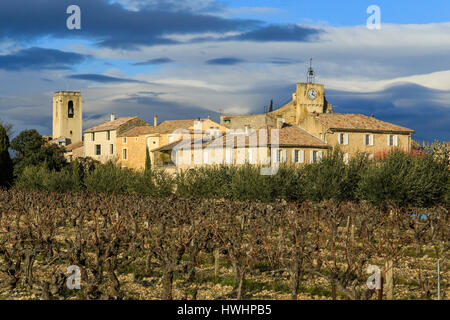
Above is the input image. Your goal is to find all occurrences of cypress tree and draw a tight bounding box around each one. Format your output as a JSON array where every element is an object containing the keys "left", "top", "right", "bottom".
[
  {"left": 269, "top": 99, "right": 273, "bottom": 112},
  {"left": 145, "top": 147, "right": 151, "bottom": 172},
  {"left": 0, "top": 125, "right": 13, "bottom": 187}
]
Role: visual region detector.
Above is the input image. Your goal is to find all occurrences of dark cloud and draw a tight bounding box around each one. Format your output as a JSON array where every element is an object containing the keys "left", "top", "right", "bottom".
[
  {"left": 230, "top": 24, "right": 323, "bottom": 42},
  {"left": 0, "top": 47, "right": 87, "bottom": 71},
  {"left": 112, "top": 93, "right": 220, "bottom": 123},
  {"left": 206, "top": 57, "right": 245, "bottom": 65},
  {"left": 0, "top": 0, "right": 260, "bottom": 49},
  {"left": 326, "top": 83, "right": 450, "bottom": 142},
  {"left": 131, "top": 58, "right": 174, "bottom": 66},
  {"left": 267, "top": 57, "right": 301, "bottom": 65},
  {"left": 67, "top": 74, "right": 146, "bottom": 83}
]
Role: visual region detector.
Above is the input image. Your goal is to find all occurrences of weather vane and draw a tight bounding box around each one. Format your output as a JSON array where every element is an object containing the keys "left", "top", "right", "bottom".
[{"left": 306, "top": 58, "right": 315, "bottom": 83}]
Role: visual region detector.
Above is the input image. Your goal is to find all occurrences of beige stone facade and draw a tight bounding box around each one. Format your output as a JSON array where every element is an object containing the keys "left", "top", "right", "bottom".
[
  {"left": 52, "top": 91, "right": 83, "bottom": 145},
  {"left": 84, "top": 115, "right": 148, "bottom": 163},
  {"left": 219, "top": 82, "right": 414, "bottom": 164},
  {"left": 116, "top": 118, "right": 227, "bottom": 170},
  {"left": 173, "top": 125, "right": 330, "bottom": 171},
  {"left": 299, "top": 113, "right": 414, "bottom": 159}
]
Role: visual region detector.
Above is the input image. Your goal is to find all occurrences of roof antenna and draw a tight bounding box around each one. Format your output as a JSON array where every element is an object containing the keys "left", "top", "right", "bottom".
[{"left": 306, "top": 58, "right": 315, "bottom": 84}]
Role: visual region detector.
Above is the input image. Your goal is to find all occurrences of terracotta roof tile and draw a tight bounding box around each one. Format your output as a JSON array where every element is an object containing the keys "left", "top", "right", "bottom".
[
  {"left": 85, "top": 117, "right": 138, "bottom": 133},
  {"left": 205, "top": 125, "right": 329, "bottom": 148},
  {"left": 119, "top": 119, "right": 218, "bottom": 137},
  {"left": 65, "top": 141, "right": 83, "bottom": 151},
  {"left": 313, "top": 113, "right": 415, "bottom": 133}
]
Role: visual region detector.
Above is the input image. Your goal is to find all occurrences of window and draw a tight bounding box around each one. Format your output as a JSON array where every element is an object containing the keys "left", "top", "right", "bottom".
[
  {"left": 92, "top": 132, "right": 95, "bottom": 141},
  {"left": 365, "top": 134, "right": 374, "bottom": 146},
  {"left": 122, "top": 148, "right": 128, "bottom": 160},
  {"left": 387, "top": 135, "right": 398, "bottom": 146},
  {"left": 248, "top": 149, "right": 253, "bottom": 164},
  {"left": 293, "top": 150, "right": 305, "bottom": 164},
  {"left": 338, "top": 133, "right": 349, "bottom": 145},
  {"left": 225, "top": 148, "right": 233, "bottom": 164},
  {"left": 135, "top": 137, "right": 138, "bottom": 142},
  {"left": 344, "top": 153, "right": 349, "bottom": 164},
  {"left": 95, "top": 144, "right": 101, "bottom": 156},
  {"left": 277, "top": 150, "right": 282, "bottom": 163},
  {"left": 310, "top": 150, "right": 323, "bottom": 163},
  {"left": 107, "top": 131, "right": 110, "bottom": 140},
  {"left": 123, "top": 137, "right": 127, "bottom": 144},
  {"left": 68, "top": 101, "right": 74, "bottom": 118},
  {"left": 110, "top": 144, "right": 114, "bottom": 155}
]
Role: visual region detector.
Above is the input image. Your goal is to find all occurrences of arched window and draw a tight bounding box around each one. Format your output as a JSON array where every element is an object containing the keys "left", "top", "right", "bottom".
[{"left": 68, "top": 100, "right": 74, "bottom": 118}]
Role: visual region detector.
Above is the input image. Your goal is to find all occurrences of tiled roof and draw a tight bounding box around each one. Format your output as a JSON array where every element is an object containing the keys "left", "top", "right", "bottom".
[
  {"left": 118, "top": 125, "right": 157, "bottom": 137},
  {"left": 85, "top": 117, "right": 138, "bottom": 133},
  {"left": 65, "top": 141, "right": 83, "bottom": 151},
  {"left": 205, "top": 125, "right": 329, "bottom": 148},
  {"left": 313, "top": 113, "right": 415, "bottom": 133},
  {"left": 119, "top": 119, "right": 216, "bottom": 137}
]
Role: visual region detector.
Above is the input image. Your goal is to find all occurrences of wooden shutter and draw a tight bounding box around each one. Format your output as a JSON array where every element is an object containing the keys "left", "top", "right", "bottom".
[
  {"left": 292, "top": 150, "right": 296, "bottom": 163},
  {"left": 310, "top": 150, "right": 314, "bottom": 163},
  {"left": 283, "top": 149, "right": 287, "bottom": 163},
  {"left": 300, "top": 150, "right": 305, "bottom": 163},
  {"left": 370, "top": 134, "right": 374, "bottom": 146},
  {"left": 394, "top": 135, "right": 399, "bottom": 146},
  {"left": 344, "top": 133, "right": 349, "bottom": 145}
]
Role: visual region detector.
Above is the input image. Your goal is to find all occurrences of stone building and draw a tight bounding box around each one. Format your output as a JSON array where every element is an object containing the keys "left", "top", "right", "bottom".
[
  {"left": 219, "top": 78, "right": 414, "bottom": 163},
  {"left": 84, "top": 114, "right": 148, "bottom": 163},
  {"left": 173, "top": 124, "right": 330, "bottom": 171},
  {"left": 116, "top": 117, "right": 227, "bottom": 170}
]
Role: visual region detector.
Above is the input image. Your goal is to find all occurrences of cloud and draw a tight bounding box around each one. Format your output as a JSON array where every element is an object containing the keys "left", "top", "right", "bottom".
[
  {"left": 326, "top": 83, "right": 450, "bottom": 142},
  {"left": 205, "top": 57, "right": 245, "bottom": 65},
  {"left": 230, "top": 24, "right": 323, "bottom": 42},
  {"left": 131, "top": 58, "right": 174, "bottom": 65},
  {"left": 0, "top": 47, "right": 87, "bottom": 71},
  {"left": 0, "top": 0, "right": 260, "bottom": 49},
  {"left": 110, "top": 93, "right": 220, "bottom": 123},
  {"left": 67, "top": 74, "right": 146, "bottom": 83}
]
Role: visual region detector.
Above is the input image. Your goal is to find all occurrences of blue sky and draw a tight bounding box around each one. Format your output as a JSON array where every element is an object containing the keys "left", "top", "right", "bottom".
[
  {"left": 224, "top": 0, "right": 450, "bottom": 25},
  {"left": 0, "top": 0, "right": 449, "bottom": 142}
]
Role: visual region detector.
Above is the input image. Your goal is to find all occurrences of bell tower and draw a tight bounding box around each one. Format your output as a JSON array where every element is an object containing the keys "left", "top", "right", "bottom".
[
  {"left": 52, "top": 91, "right": 83, "bottom": 144},
  {"left": 294, "top": 59, "right": 332, "bottom": 124}
]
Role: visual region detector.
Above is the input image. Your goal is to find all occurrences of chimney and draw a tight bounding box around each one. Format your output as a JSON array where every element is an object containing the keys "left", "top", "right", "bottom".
[
  {"left": 110, "top": 113, "right": 116, "bottom": 121},
  {"left": 277, "top": 118, "right": 285, "bottom": 129},
  {"left": 154, "top": 115, "right": 158, "bottom": 126}
]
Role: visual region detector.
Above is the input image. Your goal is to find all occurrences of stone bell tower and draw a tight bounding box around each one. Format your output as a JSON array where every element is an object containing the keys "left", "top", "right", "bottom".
[
  {"left": 294, "top": 59, "right": 333, "bottom": 124},
  {"left": 52, "top": 91, "right": 83, "bottom": 144}
]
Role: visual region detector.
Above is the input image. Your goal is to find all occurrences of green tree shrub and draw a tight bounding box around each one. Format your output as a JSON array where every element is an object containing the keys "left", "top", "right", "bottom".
[{"left": 0, "top": 125, "right": 14, "bottom": 187}]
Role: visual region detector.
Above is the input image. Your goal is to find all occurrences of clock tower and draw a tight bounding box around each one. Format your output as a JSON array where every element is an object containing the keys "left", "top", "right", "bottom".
[{"left": 293, "top": 60, "right": 332, "bottom": 124}]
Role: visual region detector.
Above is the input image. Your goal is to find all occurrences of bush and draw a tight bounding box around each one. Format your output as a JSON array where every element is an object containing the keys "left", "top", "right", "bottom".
[
  {"left": 0, "top": 125, "right": 13, "bottom": 187},
  {"left": 15, "top": 165, "right": 74, "bottom": 193},
  {"left": 84, "top": 161, "right": 135, "bottom": 194},
  {"left": 357, "top": 149, "right": 449, "bottom": 207}
]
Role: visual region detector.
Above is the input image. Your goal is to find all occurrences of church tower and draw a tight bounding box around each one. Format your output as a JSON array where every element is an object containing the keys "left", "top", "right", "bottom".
[
  {"left": 294, "top": 59, "right": 333, "bottom": 124},
  {"left": 52, "top": 91, "right": 83, "bottom": 144}
]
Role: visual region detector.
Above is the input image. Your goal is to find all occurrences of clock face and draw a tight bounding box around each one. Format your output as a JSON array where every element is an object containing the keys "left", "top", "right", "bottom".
[{"left": 308, "top": 88, "right": 317, "bottom": 100}]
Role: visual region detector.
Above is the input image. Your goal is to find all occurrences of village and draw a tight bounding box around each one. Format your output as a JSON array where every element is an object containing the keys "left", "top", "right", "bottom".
[{"left": 48, "top": 75, "right": 415, "bottom": 173}]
